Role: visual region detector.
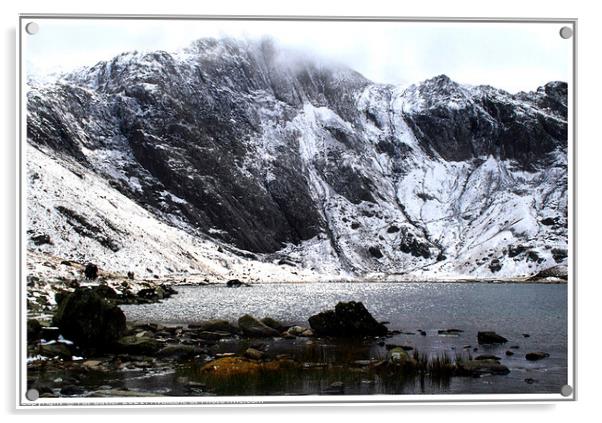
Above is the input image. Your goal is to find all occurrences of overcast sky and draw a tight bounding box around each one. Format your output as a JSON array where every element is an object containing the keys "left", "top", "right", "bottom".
[{"left": 23, "top": 19, "right": 572, "bottom": 93}]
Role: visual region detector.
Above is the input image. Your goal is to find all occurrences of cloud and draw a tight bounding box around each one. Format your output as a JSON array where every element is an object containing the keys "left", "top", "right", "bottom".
[{"left": 23, "top": 18, "right": 572, "bottom": 92}]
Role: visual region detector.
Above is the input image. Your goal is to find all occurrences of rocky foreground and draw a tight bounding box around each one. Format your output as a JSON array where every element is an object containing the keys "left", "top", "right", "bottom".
[{"left": 26, "top": 279, "right": 553, "bottom": 397}]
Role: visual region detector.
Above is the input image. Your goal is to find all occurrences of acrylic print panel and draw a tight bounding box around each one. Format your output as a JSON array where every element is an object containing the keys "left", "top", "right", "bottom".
[{"left": 19, "top": 16, "right": 574, "bottom": 406}]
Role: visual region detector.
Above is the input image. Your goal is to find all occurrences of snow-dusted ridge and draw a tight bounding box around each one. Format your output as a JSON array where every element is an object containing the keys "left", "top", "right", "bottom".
[{"left": 25, "top": 37, "right": 569, "bottom": 283}]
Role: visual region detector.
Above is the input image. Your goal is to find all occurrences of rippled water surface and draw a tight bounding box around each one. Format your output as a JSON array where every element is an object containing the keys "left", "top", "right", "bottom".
[{"left": 121, "top": 282, "right": 568, "bottom": 395}]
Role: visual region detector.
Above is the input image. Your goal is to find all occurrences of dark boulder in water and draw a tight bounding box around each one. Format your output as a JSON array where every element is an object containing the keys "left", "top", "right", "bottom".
[
  {"left": 477, "top": 331, "right": 508, "bottom": 344},
  {"left": 308, "top": 301, "right": 388, "bottom": 337},
  {"left": 525, "top": 352, "right": 550, "bottom": 361},
  {"left": 53, "top": 287, "right": 126, "bottom": 351}
]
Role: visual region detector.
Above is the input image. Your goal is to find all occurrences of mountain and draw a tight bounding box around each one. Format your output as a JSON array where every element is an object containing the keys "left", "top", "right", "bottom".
[{"left": 25, "top": 37, "right": 569, "bottom": 282}]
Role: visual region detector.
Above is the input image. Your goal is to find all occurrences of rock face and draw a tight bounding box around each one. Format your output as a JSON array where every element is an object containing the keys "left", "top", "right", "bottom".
[
  {"left": 308, "top": 301, "right": 388, "bottom": 336},
  {"left": 26, "top": 37, "right": 569, "bottom": 280},
  {"left": 53, "top": 287, "right": 126, "bottom": 351}
]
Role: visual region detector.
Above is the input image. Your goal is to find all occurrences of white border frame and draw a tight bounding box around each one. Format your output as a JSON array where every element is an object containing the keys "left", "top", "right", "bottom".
[{"left": 16, "top": 14, "right": 577, "bottom": 408}]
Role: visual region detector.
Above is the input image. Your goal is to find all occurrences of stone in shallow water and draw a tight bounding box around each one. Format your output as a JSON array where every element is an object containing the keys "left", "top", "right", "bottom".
[
  {"left": 525, "top": 352, "right": 550, "bottom": 361},
  {"left": 477, "top": 331, "right": 508, "bottom": 344},
  {"left": 308, "top": 301, "right": 387, "bottom": 337},
  {"left": 237, "top": 314, "right": 279, "bottom": 337}
]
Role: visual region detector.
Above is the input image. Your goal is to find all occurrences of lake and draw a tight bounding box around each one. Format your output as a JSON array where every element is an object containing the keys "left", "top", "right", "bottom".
[{"left": 121, "top": 282, "right": 568, "bottom": 395}]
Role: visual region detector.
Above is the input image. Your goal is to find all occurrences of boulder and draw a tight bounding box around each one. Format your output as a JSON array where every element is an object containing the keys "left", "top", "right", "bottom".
[
  {"left": 260, "top": 317, "right": 284, "bottom": 332},
  {"left": 243, "top": 347, "right": 265, "bottom": 360},
  {"left": 477, "top": 331, "right": 508, "bottom": 344},
  {"left": 308, "top": 301, "right": 387, "bottom": 337},
  {"left": 53, "top": 287, "right": 126, "bottom": 352},
  {"left": 525, "top": 352, "right": 550, "bottom": 361},
  {"left": 84, "top": 263, "right": 98, "bottom": 279},
  {"left": 226, "top": 279, "right": 244, "bottom": 287},
  {"left": 237, "top": 314, "right": 279, "bottom": 337}
]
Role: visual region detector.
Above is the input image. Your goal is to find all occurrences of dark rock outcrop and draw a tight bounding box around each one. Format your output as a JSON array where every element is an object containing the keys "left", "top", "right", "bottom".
[
  {"left": 53, "top": 287, "right": 126, "bottom": 351},
  {"left": 308, "top": 301, "right": 388, "bottom": 337}
]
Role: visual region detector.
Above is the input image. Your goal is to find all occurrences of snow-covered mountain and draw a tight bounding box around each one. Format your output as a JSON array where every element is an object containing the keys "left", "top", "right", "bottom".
[{"left": 25, "top": 37, "right": 569, "bottom": 281}]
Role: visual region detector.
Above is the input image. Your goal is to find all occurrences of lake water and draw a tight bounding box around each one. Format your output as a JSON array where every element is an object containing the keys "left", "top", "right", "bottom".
[{"left": 121, "top": 282, "right": 568, "bottom": 395}]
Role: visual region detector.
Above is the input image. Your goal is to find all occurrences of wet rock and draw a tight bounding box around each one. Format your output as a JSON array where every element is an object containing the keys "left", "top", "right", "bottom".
[
  {"left": 308, "top": 301, "right": 387, "bottom": 337},
  {"left": 477, "top": 331, "right": 508, "bottom": 344},
  {"left": 456, "top": 360, "right": 510, "bottom": 377},
  {"left": 243, "top": 347, "right": 264, "bottom": 360},
  {"left": 84, "top": 263, "right": 98, "bottom": 279},
  {"left": 39, "top": 342, "right": 74, "bottom": 360},
  {"left": 525, "top": 352, "right": 549, "bottom": 361},
  {"left": 115, "top": 336, "right": 163, "bottom": 355},
  {"left": 237, "top": 314, "right": 279, "bottom": 337},
  {"left": 53, "top": 287, "right": 126, "bottom": 352},
  {"left": 523, "top": 333, "right": 530, "bottom": 338},
  {"left": 260, "top": 317, "right": 284, "bottom": 332},
  {"left": 286, "top": 326, "right": 309, "bottom": 336},
  {"left": 505, "top": 350, "right": 515, "bottom": 356}
]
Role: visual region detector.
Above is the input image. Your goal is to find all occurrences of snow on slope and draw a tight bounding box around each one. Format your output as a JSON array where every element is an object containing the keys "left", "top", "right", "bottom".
[
  {"left": 25, "top": 38, "right": 569, "bottom": 282},
  {"left": 26, "top": 145, "right": 334, "bottom": 282}
]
